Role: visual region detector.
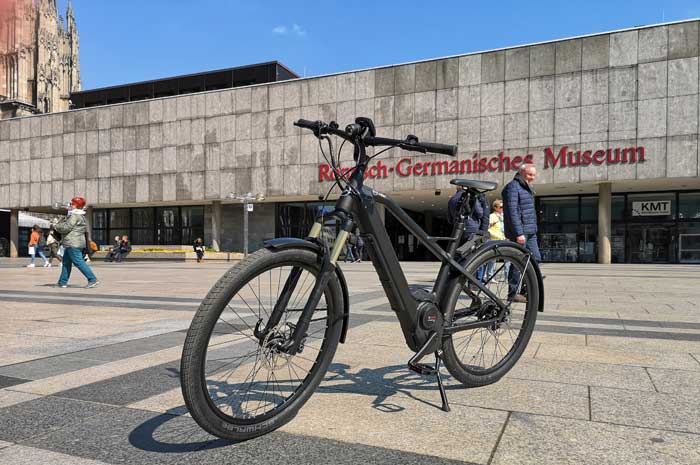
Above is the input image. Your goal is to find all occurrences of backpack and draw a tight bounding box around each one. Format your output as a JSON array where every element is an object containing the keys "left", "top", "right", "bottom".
[{"left": 448, "top": 190, "right": 488, "bottom": 225}]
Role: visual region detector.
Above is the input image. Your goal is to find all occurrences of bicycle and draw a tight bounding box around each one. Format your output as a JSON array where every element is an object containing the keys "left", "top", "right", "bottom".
[{"left": 180, "top": 116, "right": 545, "bottom": 440}]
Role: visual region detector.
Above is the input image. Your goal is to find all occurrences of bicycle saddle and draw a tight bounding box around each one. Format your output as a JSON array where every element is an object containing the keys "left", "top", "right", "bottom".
[{"left": 450, "top": 179, "right": 498, "bottom": 192}]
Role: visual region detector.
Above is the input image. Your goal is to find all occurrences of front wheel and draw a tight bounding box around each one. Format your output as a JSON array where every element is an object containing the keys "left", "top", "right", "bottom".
[
  {"left": 441, "top": 244, "right": 540, "bottom": 387},
  {"left": 180, "top": 247, "right": 344, "bottom": 440}
]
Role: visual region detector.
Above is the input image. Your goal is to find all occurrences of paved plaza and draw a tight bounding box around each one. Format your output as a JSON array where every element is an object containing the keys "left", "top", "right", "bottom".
[{"left": 0, "top": 258, "right": 698, "bottom": 464}]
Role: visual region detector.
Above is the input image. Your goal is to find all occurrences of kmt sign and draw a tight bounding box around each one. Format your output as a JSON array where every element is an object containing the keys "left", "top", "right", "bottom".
[
  {"left": 631, "top": 200, "right": 671, "bottom": 216},
  {"left": 318, "top": 145, "right": 645, "bottom": 181}
]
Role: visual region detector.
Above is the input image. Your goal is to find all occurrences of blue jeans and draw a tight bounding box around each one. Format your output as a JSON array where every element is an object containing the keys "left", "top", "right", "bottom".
[
  {"left": 344, "top": 244, "right": 355, "bottom": 262},
  {"left": 508, "top": 234, "right": 541, "bottom": 297},
  {"left": 30, "top": 245, "right": 48, "bottom": 265},
  {"left": 58, "top": 247, "right": 97, "bottom": 285}
]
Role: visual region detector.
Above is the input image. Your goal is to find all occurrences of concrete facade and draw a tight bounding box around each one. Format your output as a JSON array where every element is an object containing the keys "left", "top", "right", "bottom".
[{"left": 1, "top": 20, "right": 700, "bottom": 261}]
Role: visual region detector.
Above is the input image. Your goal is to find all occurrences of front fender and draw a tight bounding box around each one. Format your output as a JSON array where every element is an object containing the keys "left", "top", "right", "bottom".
[
  {"left": 264, "top": 237, "right": 351, "bottom": 342},
  {"left": 459, "top": 240, "right": 545, "bottom": 313}
]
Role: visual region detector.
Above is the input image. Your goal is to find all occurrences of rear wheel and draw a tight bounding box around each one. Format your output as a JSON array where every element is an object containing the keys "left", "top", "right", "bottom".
[
  {"left": 180, "top": 247, "right": 344, "bottom": 440},
  {"left": 441, "top": 244, "right": 539, "bottom": 387}
]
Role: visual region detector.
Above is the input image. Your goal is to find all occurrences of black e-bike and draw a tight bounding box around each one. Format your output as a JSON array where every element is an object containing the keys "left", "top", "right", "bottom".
[{"left": 180, "top": 117, "right": 544, "bottom": 440}]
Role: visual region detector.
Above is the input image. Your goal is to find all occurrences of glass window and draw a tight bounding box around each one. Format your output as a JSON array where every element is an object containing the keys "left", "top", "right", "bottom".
[
  {"left": 92, "top": 230, "right": 107, "bottom": 246},
  {"left": 578, "top": 223, "right": 597, "bottom": 263},
  {"left": 679, "top": 222, "right": 700, "bottom": 263},
  {"left": 539, "top": 224, "right": 578, "bottom": 262},
  {"left": 679, "top": 193, "right": 700, "bottom": 220},
  {"left": 580, "top": 198, "right": 598, "bottom": 223},
  {"left": 131, "top": 228, "right": 154, "bottom": 245},
  {"left": 611, "top": 225, "right": 625, "bottom": 263},
  {"left": 612, "top": 195, "right": 625, "bottom": 222},
  {"left": 109, "top": 209, "right": 130, "bottom": 229},
  {"left": 539, "top": 198, "right": 578, "bottom": 223},
  {"left": 182, "top": 206, "right": 204, "bottom": 245},
  {"left": 156, "top": 207, "right": 180, "bottom": 245},
  {"left": 627, "top": 193, "right": 675, "bottom": 221},
  {"left": 132, "top": 208, "right": 154, "bottom": 228},
  {"left": 93, "top": 210, "right": 107, "bottom": 229}
]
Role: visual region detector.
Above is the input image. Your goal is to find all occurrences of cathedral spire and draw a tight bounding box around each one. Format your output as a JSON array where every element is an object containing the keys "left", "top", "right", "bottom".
[{"left": 67, "top": 0, "right": 74, "bottom": 18}]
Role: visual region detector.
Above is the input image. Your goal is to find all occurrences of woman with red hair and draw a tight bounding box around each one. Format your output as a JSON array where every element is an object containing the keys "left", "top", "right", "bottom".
[{"left": 53, "top": 197, "right": 99, "bottom": 288}]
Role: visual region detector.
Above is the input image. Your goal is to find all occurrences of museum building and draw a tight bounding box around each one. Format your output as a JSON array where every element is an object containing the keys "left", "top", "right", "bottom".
[{"left": 1, "top": 20, "right": 700, "bottom": 264}]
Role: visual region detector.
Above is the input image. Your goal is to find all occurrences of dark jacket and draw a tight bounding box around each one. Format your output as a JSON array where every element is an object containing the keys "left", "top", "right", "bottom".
[
  {"left": 502, "top": 173, "right": 537, "bottom": 239},
  {"left": 448, "top": 190, "right": 490, "bottom": 235}
]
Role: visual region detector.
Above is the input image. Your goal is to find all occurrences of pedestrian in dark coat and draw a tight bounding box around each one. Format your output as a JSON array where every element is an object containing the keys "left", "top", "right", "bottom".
[{"left": 501, "top": 164, "right": 540, "bottom": 301}]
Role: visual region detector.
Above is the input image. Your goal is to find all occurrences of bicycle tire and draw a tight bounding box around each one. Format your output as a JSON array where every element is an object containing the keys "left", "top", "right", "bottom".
[
  {"left": 180, "top": 247, "right": 344, "bottom": 440},
  {"left": 441, "top": 243, "right": 539, "bottom": 387}
]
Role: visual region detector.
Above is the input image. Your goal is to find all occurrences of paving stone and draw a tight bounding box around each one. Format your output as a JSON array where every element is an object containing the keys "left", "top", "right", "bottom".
[
  {"left": 535, "top": 344, "right": 700, "bottom": 371},
  {"left": 0, "top": 396, "right": 117, "bottom": 442},
  {"left": 492, "top": 412, "right": 700, "bottom": 465},
  {"left": 0, "top": 445, "right": 110, "bottom": 465},
  {"left": 647, "top": 368, "right": 700, "bottom": 396},
  {"left": 22, "top": 407, "right": 215, "bottom": 465},
  {"left": 507, "top": 358, "right": 654, "bottom": 391},
  {"left": 178, "top": 430, "right": 475, "bottom": 465},
  {"left": 591, "top": 386, "right": 700, "bottom": 433},
  {"left": 0, "top": 390, "right": 39, "bottom": 409},
  {"left": 0, "top": 356, "right": 104, "bottom": 380}
]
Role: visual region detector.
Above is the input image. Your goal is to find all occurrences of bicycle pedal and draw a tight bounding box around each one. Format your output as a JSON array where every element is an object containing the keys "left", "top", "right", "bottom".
[{"left": 408, "top": 363, "right": 438, "bottom": 376}]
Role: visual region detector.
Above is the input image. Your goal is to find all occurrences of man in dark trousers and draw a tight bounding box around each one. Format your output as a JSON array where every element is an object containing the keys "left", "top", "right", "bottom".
[{"left": 502, "top": 164, "right": 540, "bottom": 302}]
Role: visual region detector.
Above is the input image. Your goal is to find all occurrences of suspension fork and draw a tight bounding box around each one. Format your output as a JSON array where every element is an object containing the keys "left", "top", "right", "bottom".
[{"left": 278, "top": 218, "right": 354, "bottom": 355}]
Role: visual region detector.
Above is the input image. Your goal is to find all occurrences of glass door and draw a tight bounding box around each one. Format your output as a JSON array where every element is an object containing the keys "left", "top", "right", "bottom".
[
  {"left": 679, "top": 234, "right": 700, "bottom": 263},
  {"left": 627, "top": 224, "right": 674, "bottom": 263}
]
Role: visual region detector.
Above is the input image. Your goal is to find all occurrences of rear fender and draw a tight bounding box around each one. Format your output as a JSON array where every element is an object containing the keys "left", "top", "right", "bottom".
[{"left": 264, "top": 237, "right": 351, "bottom": 342}]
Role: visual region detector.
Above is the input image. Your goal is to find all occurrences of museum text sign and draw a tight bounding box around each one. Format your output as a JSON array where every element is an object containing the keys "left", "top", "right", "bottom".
[{"left": 318, "top": 145, "right": 646, "bottom": 181}]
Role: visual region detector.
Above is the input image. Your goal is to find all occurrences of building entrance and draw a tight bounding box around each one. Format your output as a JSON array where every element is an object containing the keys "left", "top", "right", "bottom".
[{"left": 627, "top": 224, "right": 675, "bottom": 264}]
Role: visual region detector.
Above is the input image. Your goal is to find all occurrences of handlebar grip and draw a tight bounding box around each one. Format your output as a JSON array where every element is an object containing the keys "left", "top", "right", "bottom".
[
  {"left": 420, "top": 141, "right": 458, "bottom": 156},
  {"left": 294, "top": 119, "right": 321, "bottom": 130}
]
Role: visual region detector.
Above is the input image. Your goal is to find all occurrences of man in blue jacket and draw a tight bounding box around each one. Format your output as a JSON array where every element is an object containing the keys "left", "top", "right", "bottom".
[{"left": 502, "top": 164, "right": 540, "bottom": 302}]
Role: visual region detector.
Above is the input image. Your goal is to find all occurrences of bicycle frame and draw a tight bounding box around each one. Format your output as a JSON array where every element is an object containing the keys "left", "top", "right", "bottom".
[
  {"left": 304, "top": 182, "right": 509, "bottom": 352},
  {"left": 267, "top": 122, "right": 529, "bottom": 356}
]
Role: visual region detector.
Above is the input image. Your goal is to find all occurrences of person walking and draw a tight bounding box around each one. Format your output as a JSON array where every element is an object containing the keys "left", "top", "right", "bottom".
[
  {"left": 27, "top": 225, "right": 49, "bottom": 268},
  {"left": 193, "top": 238, "right": 205, "bottom": 263},
  {"left": 354, "top": 233, "right": 364, "bottom": 263},
  {"left": 344, "top": 233, "right": 356, "bottom": 263},
  {"left": 502, "top": 164, "right": 540, "bottom": 302},
  {"left": 485, "top": 199, "right": 507, "bottom": 281},
  {"left": 45, "top": 225, "right": 62, "bottom": 267},
  {"left": 54, "top": 197, "right": 99, "bottom": 289}
]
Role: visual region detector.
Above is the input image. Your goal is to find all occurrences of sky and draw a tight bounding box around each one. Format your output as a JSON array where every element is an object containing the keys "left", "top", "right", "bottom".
[{"left": 54, "top": 0, "right": 700, "bottom": 90}]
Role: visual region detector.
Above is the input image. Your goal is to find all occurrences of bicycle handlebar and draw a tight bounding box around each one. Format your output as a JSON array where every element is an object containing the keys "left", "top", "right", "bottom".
[{"left": 294, "top": 118, "right": 458, "bottom": 157}]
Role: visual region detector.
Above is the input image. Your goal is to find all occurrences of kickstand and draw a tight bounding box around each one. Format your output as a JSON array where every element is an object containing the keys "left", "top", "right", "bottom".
[{"left": 434, "top": 352, "right": 451, "bottom": 412}]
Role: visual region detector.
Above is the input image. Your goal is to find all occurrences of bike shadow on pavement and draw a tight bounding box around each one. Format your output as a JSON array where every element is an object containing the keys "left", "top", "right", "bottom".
[
  {"left": 320, "top": 362, "right": 459, "bottom": 413},
  {"left": 127, "top": 363, "right": 458, "bottom": 452},
  {"left": 128, "top": 407, "right": 235, "bottom": 452}
]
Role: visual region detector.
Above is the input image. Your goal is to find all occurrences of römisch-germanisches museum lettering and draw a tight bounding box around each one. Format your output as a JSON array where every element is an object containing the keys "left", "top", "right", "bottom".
[{"left": 317, "top": 145, "right": 646, "bottom": 181}]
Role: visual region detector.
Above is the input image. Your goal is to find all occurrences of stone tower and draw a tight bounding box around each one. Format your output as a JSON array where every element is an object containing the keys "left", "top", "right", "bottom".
[{"left": 0, "top": 0, "right": 81, "bottom": 119}]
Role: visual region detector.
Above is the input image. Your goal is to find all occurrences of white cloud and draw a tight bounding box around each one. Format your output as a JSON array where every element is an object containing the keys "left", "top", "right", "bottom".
[
  {"left": 292, "top": 23, "right": 307, "bottom": 37},
  {"left": 272, "top": 23, "right": 307, "bottom": 37}
]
